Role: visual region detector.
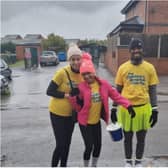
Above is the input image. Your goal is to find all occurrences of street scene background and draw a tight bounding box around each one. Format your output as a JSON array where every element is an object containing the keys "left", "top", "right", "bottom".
[{"left": 1, "top": 62, "right": 168, "bottom": 167}]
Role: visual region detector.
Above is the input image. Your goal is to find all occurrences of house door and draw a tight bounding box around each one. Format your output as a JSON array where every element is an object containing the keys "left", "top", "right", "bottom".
[{"left": 30, "top": 48, "right": 38, "bottom": 68}]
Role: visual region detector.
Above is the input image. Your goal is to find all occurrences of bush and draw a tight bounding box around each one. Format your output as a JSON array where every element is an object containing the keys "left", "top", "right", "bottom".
[
  {"left": 1, "top": 53, "right": 16, "bottom": 64},
  {"left": 1, "top": 42, "right": 16, "bottom": 53}
]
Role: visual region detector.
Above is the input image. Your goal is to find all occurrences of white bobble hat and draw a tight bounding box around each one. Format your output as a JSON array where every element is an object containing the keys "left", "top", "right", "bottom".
[{"left": 67, "top": 43, "right": 82, "bottom": 60}]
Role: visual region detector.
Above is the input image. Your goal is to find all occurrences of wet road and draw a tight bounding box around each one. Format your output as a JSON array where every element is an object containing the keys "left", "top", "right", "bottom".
[
  {"left": 1, "top": 64, "right": 60, "bottom": 109},
  {"left": 1, "top": 62, "right": 168, "bottom": 167}
]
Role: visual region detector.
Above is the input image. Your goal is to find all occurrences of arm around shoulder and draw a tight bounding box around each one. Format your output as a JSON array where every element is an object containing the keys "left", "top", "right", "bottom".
[{"left": 46, "top": 80, "right": 65, "bottom": 98}]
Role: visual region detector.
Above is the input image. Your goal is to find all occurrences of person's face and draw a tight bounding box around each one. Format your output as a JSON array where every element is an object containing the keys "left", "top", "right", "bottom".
[
  {"left": 81, "top": 72, "right": 95, "bottom": 84},
  {"left": 69, "top": 55, "right": 82, "bottom": 71},
  {"left": 130, "top": 47, "right": 143, "bottom": 64},
  {"left": 130, "top": 47, "right": 143, "bottom": 58}
]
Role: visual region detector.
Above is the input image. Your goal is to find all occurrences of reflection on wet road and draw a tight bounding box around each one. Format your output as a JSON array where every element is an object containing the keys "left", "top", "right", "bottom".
[{"left": 1, "top": 62, "right": 67, "bottom": 111}]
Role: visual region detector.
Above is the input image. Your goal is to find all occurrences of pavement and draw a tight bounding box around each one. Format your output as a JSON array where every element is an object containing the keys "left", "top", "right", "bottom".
[{"left": 1, "top": 62, "right": 168, "bottom": 167}]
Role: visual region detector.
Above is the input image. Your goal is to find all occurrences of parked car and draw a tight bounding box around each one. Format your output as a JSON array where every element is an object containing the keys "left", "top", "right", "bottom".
[
  {"left": 0, "top": 58, "right": 12, "bottom": 80},
  {"left": 40, "top": 51, "right": 59, "bottom": 66},
  {"left": 0, "top": 74, "right": 10, "bottom": 94}
]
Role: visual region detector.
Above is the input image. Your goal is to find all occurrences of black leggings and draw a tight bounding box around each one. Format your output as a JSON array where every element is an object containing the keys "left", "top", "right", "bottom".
[
  {"left": 79, "top": 122, "right": 102, "bottom": 160},
  {"left": 50, "top": 112, "right": 75, "bottom": 167},
  {"left": 123, "top": 130, "right": 147, "bottom": 160}
]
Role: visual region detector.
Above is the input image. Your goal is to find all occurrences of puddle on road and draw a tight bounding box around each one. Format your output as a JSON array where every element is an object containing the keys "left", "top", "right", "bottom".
[
  {"left": 12, "top": 75, "right": 21, "bottom": 78},
  {"left": 28, "top": 92, "right": 43, "bottom": 95},
  {"left": 0, "top": 104, "right": 48, "bottom": 111}
]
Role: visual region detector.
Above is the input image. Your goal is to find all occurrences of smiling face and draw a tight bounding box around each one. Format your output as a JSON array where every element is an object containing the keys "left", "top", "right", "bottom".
[
  {"left": 130, "top": 47, "right": 143, "bottom": 56},
  {"left": 69, "top": 55, "right": 82, "bottom": 71},
  {"left": 81, "top": 72, "right": 96, "bottom": 84},
  {"left": 130, "top": 47, "right": 143, "bottom": 65}
]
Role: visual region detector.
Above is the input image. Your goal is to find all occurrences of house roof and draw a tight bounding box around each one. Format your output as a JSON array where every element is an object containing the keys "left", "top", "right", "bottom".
[
  {"left": 4, "top": 34, "right": 23, "bottom": 40},
  {"left": 1, "top": 34, "right": 23, "bottom": 44},
  {"left": 15, "top": 39, "right": 42, "bottom": 46},
  {"left": 108, "top": 16, "right": 144, "bottom": 36},
  {"left": 24, "top": 34, "right": 44, "bottom": 39},
  {"left": 121, "top": 0, "right": 139, "bottom": 14}
]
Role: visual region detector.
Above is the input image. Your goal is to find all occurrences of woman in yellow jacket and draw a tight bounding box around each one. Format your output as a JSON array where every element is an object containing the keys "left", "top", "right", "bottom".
[{"left": 46, "top": 44, "right": 83, "bottom": 167}]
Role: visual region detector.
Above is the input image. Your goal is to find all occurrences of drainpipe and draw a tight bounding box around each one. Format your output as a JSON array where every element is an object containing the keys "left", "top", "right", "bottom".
[
  {"left": 157, "top": 35, "right": 161, "bottom": 59},
  {"left": 144, "top": 0, "right": 148, "bottom": 33}
]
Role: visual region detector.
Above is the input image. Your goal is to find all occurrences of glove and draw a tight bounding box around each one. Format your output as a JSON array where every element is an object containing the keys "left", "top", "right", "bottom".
[
  {"left": 150, "top": 109, "right": 158, "bottom": 127},
  {"left": 110, "top": 108, "right": 117, "bottom": 123},
  {"left": 70, "top": 88, "right": 79, "bottom": 96},
  {"left": 127, "top": 105, "right": 136, "bottom": 118}
]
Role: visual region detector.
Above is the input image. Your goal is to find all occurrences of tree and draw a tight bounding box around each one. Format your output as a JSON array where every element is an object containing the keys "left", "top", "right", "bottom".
[
  {"left": 1, "top": 42, "right": 16, "bottom": 53},
  {"left": 42, "top": 33, "right": 66, "bottom": 52}
]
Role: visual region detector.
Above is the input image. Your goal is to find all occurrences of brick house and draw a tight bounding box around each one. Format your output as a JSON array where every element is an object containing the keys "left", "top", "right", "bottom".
[
  {"left": 16, "top": 34, "right": 44, "bottom": 60},
  {"left": 16, "top": 34, "right": 44, "bottom": 68},
  {"left": 105, "top": 0, "right": 168, "bottom": 75},
  {"left": 121, "top": 0, "right": 168, "bottom": 34}
]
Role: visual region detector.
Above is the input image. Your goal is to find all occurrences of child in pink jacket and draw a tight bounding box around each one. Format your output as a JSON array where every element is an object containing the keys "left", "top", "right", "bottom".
[{"left": 70, "top": 52, "right": 136, "bottom": 167}]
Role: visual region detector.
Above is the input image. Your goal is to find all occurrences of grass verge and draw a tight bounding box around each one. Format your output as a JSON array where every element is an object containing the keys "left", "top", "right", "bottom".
[{"left": 9, "top": 60, "right": 24, "bottom": 68}]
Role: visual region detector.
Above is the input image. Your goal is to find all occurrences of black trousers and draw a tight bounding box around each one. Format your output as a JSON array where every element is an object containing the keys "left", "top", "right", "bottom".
[
  {"left": 123, "top": 130, "right": 147, "bottom": 160},
  {"left": 50, "top": 112, "right": 75, "bottom": 167},
  {"left": 79, "top": 121, "right": 102, "bottom": 160}
]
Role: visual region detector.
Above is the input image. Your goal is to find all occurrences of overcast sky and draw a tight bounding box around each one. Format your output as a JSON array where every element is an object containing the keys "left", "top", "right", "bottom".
[{"left": 1, "top": 0, "right": 129, "bottom": 40}]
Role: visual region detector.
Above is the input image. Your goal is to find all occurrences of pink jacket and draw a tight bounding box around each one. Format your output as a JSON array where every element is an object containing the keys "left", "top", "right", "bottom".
[{"left": 70, "top": 77, "right": 131, "bottom": 126}]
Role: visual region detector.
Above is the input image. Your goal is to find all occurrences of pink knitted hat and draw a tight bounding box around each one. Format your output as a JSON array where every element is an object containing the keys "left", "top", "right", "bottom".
[
  {"left": 80, "top": 52, "right": 96, "bottom": 74},
  {"left": 81, "top": 52, "right": 92, "bottom": 60}
]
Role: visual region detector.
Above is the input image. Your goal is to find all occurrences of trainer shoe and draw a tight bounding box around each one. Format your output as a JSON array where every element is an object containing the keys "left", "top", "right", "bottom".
[
  {"left": 135, "top": 163, "right": 143, "bottom": 168},
  {"left": 124, "top": 162, "right": 133, "bottom": 168}
]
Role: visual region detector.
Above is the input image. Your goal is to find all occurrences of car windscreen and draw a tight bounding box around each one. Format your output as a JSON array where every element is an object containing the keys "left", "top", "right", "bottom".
[{"left": 42, "top": 51, "right": 54, "bottom": 56}]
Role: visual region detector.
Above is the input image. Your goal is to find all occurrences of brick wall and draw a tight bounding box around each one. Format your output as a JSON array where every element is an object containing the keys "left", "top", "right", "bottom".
[
  {"left": 104, "top": 51, "right": 114, "bottom": 74},
  {"left": 16, "top": 46, "right": 24, "bottom": 60},
  {"left": 125, "top": 1, "right": 168, "bottom": 34},
  {"left": 16, "top": 45, "right": 42, "bottom": 60},
  {"left": 147, "top": 27, "right": 168, "bottom": 34},
  {"left": 146, "top": 1, "right": 168, "bottom": 33},
  {"left": 126, "top": 1, "right": 146, "bottom": 21},
  {"left": 148, "top": 1, "right": 168, "bottom": 24},
  {"left": 145, "top": 57, "right": 168, "bottom": 75},
  {"left": 105, "top": 36, "right": 119, "bottom": 75}
]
